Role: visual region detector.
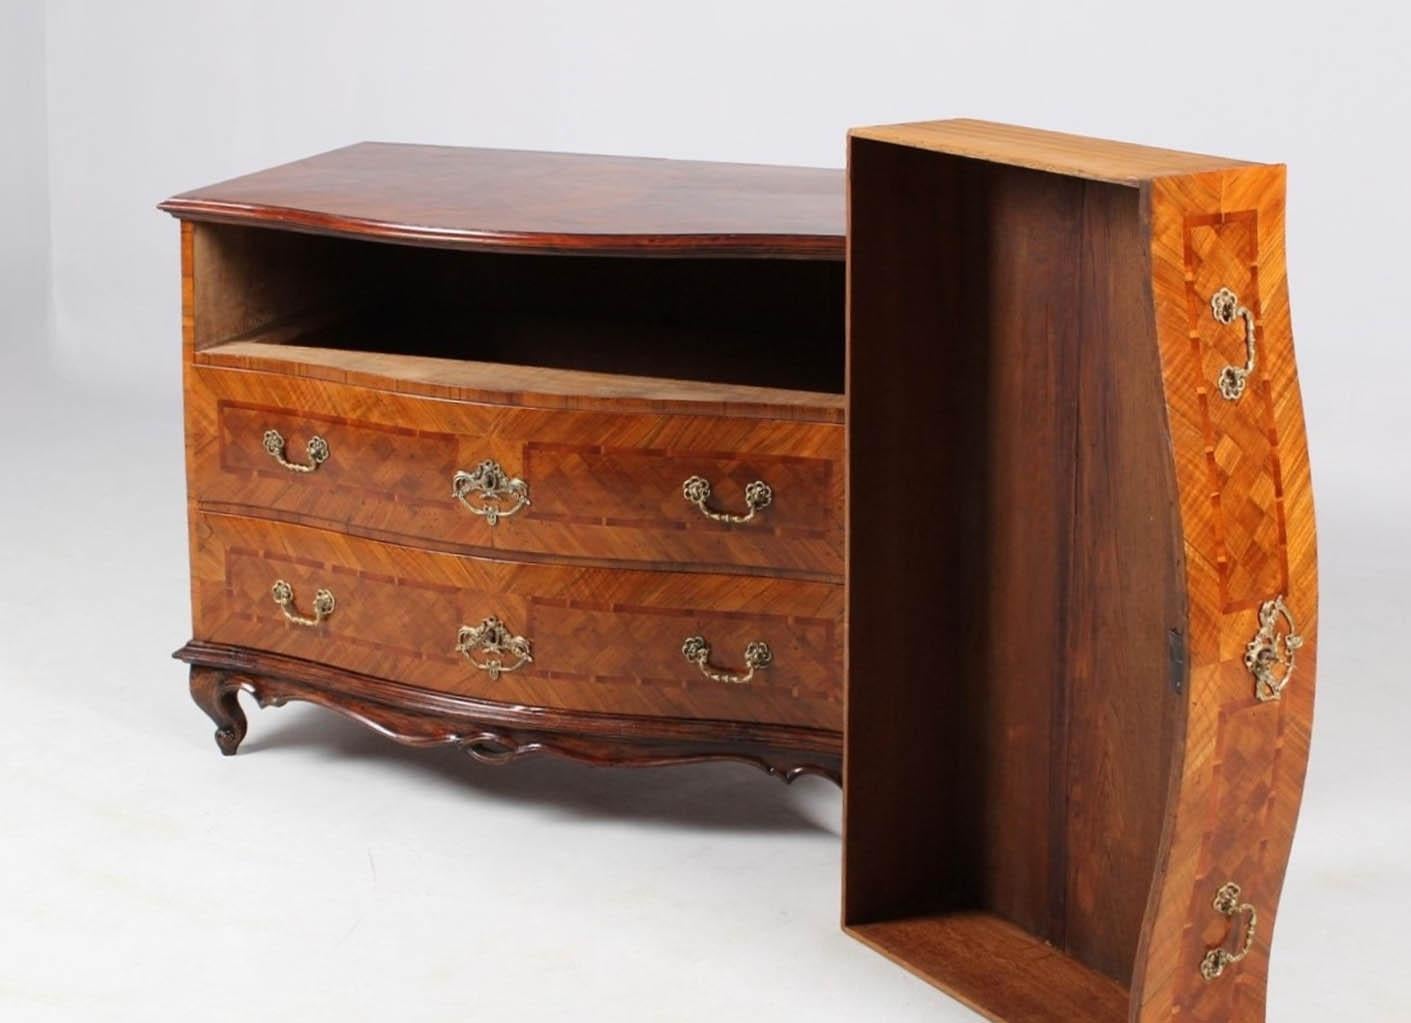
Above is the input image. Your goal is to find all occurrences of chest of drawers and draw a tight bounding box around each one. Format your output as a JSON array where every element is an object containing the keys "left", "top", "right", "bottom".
[
  {"left": 166, "top": 144, "right": 846, "bottom": 782},
  {"left": 165, "top": 124, "right": 1319, "bottom": 1023}
]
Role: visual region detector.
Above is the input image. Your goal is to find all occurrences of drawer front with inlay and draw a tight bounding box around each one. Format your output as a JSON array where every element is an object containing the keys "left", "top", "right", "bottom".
[
  {"left": 190, "top": 511, "right": 843, "bottom": 730},
  {"left": 189, "top": 366, "right": 842, "bottom": 579}
]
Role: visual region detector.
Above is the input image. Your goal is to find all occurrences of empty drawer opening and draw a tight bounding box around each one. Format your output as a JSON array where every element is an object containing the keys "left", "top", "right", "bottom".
[{"left": 188, "top": 223, "right": 845, "bottom": 395}]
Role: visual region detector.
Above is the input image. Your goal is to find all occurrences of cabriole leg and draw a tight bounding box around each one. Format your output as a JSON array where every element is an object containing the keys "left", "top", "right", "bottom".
[{"left": 189, "top": 666, "right": 247, "bottom": 756}]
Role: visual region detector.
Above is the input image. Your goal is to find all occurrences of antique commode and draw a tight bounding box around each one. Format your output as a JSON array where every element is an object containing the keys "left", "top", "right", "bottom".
[
  {"left": 166, "top": 144, "right": 847, "bottom": 781},
  {"left": 165, "top": 121, "right": 1318, "bottom": 1023}
]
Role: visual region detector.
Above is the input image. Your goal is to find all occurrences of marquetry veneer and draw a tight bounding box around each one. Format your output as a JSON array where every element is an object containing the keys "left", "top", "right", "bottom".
[
  {"left": 164, "top": 125, "right": 1318, "bottom": 1021},
  {"left": 165, "top": 144, "right": 846, "bottom": 782},
  {"left": 844, "top": 120, "right": 1317, "bottom": 1023}
]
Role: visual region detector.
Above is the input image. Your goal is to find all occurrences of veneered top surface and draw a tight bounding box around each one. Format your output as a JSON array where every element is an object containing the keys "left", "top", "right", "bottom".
[{"left": 160, "top": 142, "right": 844, "bottom": 258}]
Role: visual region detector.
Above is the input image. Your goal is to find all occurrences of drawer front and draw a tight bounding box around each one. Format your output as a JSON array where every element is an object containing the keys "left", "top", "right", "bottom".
[
  {"left": 191, "top": 512, "right": 843, "bottom": 730},
  {"left": 189, "top": 366, "right": 842, "bottom": 579}
]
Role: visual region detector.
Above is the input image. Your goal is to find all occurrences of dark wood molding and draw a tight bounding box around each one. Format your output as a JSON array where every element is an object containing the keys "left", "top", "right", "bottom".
[{"left": 178, "top": 642, "right": 842, "bottom": 785}]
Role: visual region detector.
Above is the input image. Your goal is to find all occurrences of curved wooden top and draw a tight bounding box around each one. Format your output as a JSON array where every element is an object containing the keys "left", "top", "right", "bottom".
[{"left": 160, "top": 142, "right": 844, "bottom": 259}]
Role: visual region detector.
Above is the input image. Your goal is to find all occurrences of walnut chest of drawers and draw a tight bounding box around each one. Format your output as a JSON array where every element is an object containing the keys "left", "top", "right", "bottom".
[{"left": 165, "top": 144, "right": 846, "bottom": 782}]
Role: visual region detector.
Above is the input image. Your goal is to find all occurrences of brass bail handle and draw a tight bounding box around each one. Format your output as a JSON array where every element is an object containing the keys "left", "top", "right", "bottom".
[
  {"left": 1200, "top": 882, "right": 1258, "bottom": 981},
  {"left": 1210, "top": 286, "right": 1257, "bottom": 401},
  {"left": 271, "top": 579, "right": 335, "bottom": 627},
  {"left": 681, "top": 635, "right": 772, "bottom": 685},
  {"left": 263, "top": 429, "right": 330, "bottom": 473},
  {"left": 682, "top": 476, "right": 773, "bottom": 524}
]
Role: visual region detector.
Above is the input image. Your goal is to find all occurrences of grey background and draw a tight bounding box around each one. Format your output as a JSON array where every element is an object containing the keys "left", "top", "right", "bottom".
[{"left": 2, "top": 1, "right": 1407, "bottom": 1019}]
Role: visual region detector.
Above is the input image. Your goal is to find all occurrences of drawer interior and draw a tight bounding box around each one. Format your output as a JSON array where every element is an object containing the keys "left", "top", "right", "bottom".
[
  {"left": 189, "top": 222, "right": 844, "bottom": 395},
  {"left": 844, "top": 137, "right": 1187, "bottom": 1018}
]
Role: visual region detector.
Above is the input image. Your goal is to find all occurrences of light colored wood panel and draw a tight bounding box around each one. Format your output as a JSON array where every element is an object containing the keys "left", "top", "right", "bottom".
[
  {"left": 847, "top": 914, "right": 1130, "bottom": 1023},
  {"left": 199, "top": 340, "right": 844, "bottom": 422},
  {"left": 850, "top": 119, "right": 1256, "bottom": 186}
]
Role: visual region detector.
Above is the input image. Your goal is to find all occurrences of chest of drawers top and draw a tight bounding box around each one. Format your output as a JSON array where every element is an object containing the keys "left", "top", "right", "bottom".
[{"left": 160, "top": 141, "right": 844, "bottom": 258}]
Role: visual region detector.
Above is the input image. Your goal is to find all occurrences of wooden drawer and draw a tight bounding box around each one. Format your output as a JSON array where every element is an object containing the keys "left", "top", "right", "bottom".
[
  {"left": 188, "top": 364, "right": 843, "bottom": 579},
  {"left": 191, "top": 511, "right": 843, "bottom": 730}
]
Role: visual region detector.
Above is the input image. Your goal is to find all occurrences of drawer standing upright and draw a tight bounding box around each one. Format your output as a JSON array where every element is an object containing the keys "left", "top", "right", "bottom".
[{"left": 843, "top": 120, "right": 1318, "bottom": 1023}]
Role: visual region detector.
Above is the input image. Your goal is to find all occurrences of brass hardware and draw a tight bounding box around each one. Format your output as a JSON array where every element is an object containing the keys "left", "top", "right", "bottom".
[
  {"left": 457, "top": 616, "right": 533, "bottom": 680},
  {"left": 1210, "top": 286, "right": 1257, "bottom": 400},
  {"left": 1245, "top": 595, "right": 1305, "bottom": 702},
  {"left": 1200, "top": 882, "right": 1258, "bottom": 981},
  {"left": 271, "top": 579, "right": 335, "bottom": 627},
  {"left": 682, "top": 476, "right": 772, "bottom": 524},
  {"left": 681, "top": 635, "right": 772, "bottom": 685},
  {"left": 263, "top": 429, "right": 329, "bottom": 473},
  {"left": 452, "top": 460, "right": 530, "bottom": 525}
]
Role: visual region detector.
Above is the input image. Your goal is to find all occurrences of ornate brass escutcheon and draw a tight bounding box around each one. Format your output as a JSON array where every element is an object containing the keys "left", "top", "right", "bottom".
[
  {"left": 452, "top": 460, "right": 531, "bottom": 525},
  {"left": 457, "top": 616, "right": 533, "bottom": 680},
  {"left": 271, "top": 579, "right": 335, "bottom": 627},
  {"left": 1210, "top": 286, "right": 1258, "bottom": 400},
  {"left": 681, "top": 475, "right": 773, "bottom": 524},
  {"left": 263, "top": 428, "right": 330, "bottom": 473},
  {"left": 1245, "top": 595, "right": 1304, "bottom": 702},
  {"left": 681, "top": 635, "right": 772, "bottom": 685},
  {"left": 1200, "top": 882, "right": 1259, "bottom": 981}
]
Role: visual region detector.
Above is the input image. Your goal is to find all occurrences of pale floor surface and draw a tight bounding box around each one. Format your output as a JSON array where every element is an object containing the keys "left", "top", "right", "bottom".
[{"left": 1, "top": 346, "right": 1406, "bottom": 1021}]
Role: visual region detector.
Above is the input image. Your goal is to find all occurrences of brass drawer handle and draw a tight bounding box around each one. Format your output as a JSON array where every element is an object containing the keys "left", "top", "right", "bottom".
[
  {"left": 1200, "top": 882, "right": 1258, "bottom": 981},
  {"left": 457, "top": 616, "right": 533, "bottom": 680},
  {"left": 263, "top": 428, "right": 329, "bottom": 473},
  {"left": 271, "top": 579, "right": 335, "bottom": 627},
  {"left": 1210, "top": 286, "right": 1257, "bottom": 400},
  {"left": 1246, "top": 595, "right": 1305, "bottom": 702},
  {"left": 453, "top": 460, "right": 531, "bottom": 526},
  {"left": 681, "top": 635, "right": 772, "bottom": 685},
  {"left": 682, "top": 476, "right": 772, "bottom": 524}
]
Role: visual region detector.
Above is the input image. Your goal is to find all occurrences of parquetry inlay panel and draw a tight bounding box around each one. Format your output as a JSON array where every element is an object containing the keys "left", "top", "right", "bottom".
[{"left": 1183, "top": 210, "right": 1290, "bottom": 611}]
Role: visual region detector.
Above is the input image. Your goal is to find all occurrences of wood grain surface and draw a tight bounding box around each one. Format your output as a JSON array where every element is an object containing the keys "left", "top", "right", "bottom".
[
  {"left": 173, "top": 154, "right": 850, "bottom": 775},
  {"left": 850, "top": 119, "right": 1252, "bottom": 186},
  {"left": 844, "top": 140, "right": 1183, "bottom": 987},
  {"left": 161, "top": 143, "right": 844, "bottom": 258},
  {"left": 842, "top": 122, "right": 1316, "bottom": 1023},
  {"left": 1130, "top": 163, "right": 1317, "bottom": 1023},
  {"left": 187, "top": 364, "right": 843, "bottom": 579},
  {"left": 183, "top": 648, "right": 841, "bottom": 784},
  {"left": 851, "top": 914, "right": 1131, "bottom": 1023},
  {"left": 190, "top": 511, "right": 843, "bottom": 731}
]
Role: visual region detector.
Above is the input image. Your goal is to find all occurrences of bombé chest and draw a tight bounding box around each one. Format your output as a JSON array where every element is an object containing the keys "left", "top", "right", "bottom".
[{"left": 168, "top": 143, "right": 847, "bottom": 781}]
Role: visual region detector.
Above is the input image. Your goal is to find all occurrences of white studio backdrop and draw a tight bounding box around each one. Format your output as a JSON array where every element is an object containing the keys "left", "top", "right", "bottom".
[
  {"left": 14, "top": 0, "right": 1407, "bottom": 493},
  {"left": 4, "top": 2, "right": 1411, "bottom": 1019},
  {"left": 0, "top": 0, "right": 50, "bottom": 349}
]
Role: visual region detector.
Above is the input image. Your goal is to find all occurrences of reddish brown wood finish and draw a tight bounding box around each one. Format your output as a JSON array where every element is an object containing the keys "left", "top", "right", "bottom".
[
  {"left": 188, "top": 363, "right": 843, "bottom": 579},
  {"left": 850, "top": 914, "right": 1131, "bottom": 1023},
  {"left": 184, "top": 650, "right": 841, "bottom": 784},
  {"left": 161, "top": 143, "right": 844, "bottom": 259},
  {"left": 843, "top": 121, "right": 1316, "bottom": 1023},
  {"left": 191, "top": 511, "right": 843, "bottom": 730},
  {"left": 171, "top": 147, "right": 848, "bottom": 782}
]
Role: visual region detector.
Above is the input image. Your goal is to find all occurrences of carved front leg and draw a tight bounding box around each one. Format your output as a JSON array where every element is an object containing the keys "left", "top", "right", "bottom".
[{"left": 189, "top": 666, "right": 247, "bottom": 756}]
